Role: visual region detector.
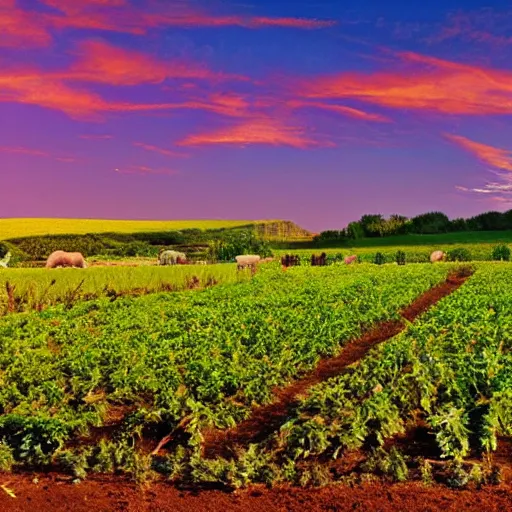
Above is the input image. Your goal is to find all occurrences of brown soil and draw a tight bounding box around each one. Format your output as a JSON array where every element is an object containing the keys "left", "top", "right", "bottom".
[
  {"left": 1, "top": 473, "right": 511, "bottom": 512},
  {"left": 201, "top": 272, "right": 470, "bottom": 459}
]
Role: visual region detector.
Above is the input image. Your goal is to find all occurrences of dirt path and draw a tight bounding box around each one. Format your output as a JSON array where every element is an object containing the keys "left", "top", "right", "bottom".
[
  {"left": 0, "top": 473, "right": 510, "bottom": 512},
  {"left": 201, "top": 271, "right": 470, "bottom": 459}
]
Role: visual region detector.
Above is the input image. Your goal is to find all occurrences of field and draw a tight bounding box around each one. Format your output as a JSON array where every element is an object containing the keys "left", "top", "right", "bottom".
[
  {"left": 0, "top": 246, "right": 511, "bottom": 509},
  {"left": 0, "top": 218, "right": 268, "bottom": 240},
  {"left": 0, "top": 264, "right": 247, "bottom": 316}
]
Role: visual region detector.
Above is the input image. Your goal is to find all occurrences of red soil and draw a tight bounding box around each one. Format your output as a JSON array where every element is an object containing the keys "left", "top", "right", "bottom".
[
  {"left": 201, "top": 272, "right": 470, "bottom": 459},
  {"left": 0, "top": 473, "right": 511, "bottom": 512}
]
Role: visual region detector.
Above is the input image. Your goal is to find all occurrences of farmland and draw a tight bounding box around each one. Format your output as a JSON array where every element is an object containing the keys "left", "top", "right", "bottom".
[
  {"left": 0, "top": 264, "right": 248, "bottom": 316},
  {"left": 0, "top": 251, "right": 511, "bottom": 509},
  {"left": 0, "top": 219, "right": 263, "bottom": 240},
  {"left": 0, "top": 264, "right": 452, "bottom": 475}
]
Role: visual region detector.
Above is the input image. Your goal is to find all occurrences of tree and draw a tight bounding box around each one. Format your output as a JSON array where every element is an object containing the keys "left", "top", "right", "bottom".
[{"left": 410, "top": 212, "right": 450, "bottom": 234}]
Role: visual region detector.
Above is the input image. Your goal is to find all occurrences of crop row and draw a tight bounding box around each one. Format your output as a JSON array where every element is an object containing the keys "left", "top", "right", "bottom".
[
  {"left": 275, "top": 263, "right": 511, "bottom": 484},
  {"left": 0, "top": 264, "right": 452, "bottom": 475}
]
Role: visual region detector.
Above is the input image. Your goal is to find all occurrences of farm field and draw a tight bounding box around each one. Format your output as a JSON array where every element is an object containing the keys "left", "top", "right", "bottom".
[
  {"left": 0, "top": 218, "right": 267, "bottom": 240},
  {"left": 323, "top": 230, "right": 512, "bottom": 247},
  {"left": 0, "top": 261, "right": 511, "bottom": 509},
  {"left": 0, "top": 265, "right": 452, "bottom": 473},
  {"left": 0, "top": 264, "right": 247, "bottom": 316},
  {"left": 275, "top": 242, "right": 508, "bottom": 263}
]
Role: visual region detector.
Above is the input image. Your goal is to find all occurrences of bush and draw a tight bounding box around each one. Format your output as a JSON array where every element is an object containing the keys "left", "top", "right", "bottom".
[
  {"left": 395, "top": 250, "right": 406, "bottom": 265},
  {"left": 446, "top": 247, "right": 471, "bottom": 262},
  {"left": 492, "top": 244, "right": 511, "bottom": 261},
  {"left": 373, "top": 252, "right": 385, "bottom": 265}
]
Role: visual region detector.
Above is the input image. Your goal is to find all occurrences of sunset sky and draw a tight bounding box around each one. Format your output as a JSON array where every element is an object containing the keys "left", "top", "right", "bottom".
[{"left": 2, "top": 0, "right": 512, "bottom": 231}]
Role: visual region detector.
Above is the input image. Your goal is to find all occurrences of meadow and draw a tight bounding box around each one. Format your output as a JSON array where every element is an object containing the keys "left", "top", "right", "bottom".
[{"left": 0, "top": 264, "right": 247, "bottom": 316}]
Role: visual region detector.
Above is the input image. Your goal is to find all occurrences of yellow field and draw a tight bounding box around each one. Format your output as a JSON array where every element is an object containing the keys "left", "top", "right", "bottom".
[{"left": 0, "top": 218, "right": 272, "bottom": 240}]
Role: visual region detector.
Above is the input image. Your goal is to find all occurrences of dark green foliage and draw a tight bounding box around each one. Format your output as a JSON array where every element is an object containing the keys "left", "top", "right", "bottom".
[
  {"left": 467, "top": 211, "right": 507, "bottom": 231},
  {"left": 346, "top": 221, "right": 365, "bottom": 239},
  {"left": 492, "top": 244, "right": 511, "bottom": 261},
  {"left": 411, "top": 211, "right": 451, "bottom": 234},
  {"left": 449, "top": 218, "right": 468, "bottom": 231},
  {"left": 446, "top": 247, "right": 471, "bottom": 262},
  {"left": 313, "top": 231, "right": 347, "bottom": 245},
  {"left": 395, "top": 250, "right": 406, "bottom": 265},
  {"left": 373, "top": 252, "right": 385, "bottom": 265}
]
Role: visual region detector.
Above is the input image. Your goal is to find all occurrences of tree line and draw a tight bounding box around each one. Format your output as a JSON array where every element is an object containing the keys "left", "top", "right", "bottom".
[{"left": 315, "top": 210, "right": 512, "bottom": 242}]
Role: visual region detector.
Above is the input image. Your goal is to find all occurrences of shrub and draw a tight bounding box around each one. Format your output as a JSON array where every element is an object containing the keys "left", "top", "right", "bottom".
[
  {"left": 395, "top": 250, "right": 406, "bottom": 265},
  {"left": 491, "top": 244, "right": 511, "bottom": 261},
  {"left": 373, "top": 252, "right": 385, "bottom": 265},
  {"left": 446, "top": 247, "right": 471, "bottom": 262}
]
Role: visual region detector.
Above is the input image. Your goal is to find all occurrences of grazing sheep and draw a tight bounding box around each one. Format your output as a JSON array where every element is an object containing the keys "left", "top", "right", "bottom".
[
  {"left": 46, "top": 250, "right": 87, "bottom": 269},
  {"left": 235, "top": 254, "right": 261, "bottom": 271},
  {"left": 430, "top": 250, "right": 445, "bottom": 263},
  {"left": 260, "top": 257, "right": 274, "bottom": 263},
  {"left": 195, "top": 260, "right": 207, "bottom": 265},
  {"left": 344, "top": 255, "right": 357, "bottom": 265},
  {"left": 0, "top": 251, "right": 11, "bottom": 269},
  {"left": 159, "top": 250, "right": 187, "bottom": 266}
]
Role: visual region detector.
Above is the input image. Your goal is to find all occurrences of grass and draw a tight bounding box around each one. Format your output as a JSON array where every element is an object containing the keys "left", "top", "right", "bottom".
[
  {"left": 343, "top": 231, "right": 512, "bottom": 247},
  {"left": 0, "top": 263, "right": 250, "bottom": 315},
  {"left": 0, "top": 218, "right": 276, "bottom": 240}
]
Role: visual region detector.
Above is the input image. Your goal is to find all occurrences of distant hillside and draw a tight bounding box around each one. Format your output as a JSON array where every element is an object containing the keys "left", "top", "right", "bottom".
[
  {"left": 0, "top": 218, "right": 312, "bottom": 242},
  {"left": 255, "top": 220, "right": 313, "bottom": 241}
]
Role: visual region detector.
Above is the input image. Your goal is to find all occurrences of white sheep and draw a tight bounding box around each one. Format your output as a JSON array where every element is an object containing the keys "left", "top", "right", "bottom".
[
  {"left": 159, "top": 250, "right": 187, "bottom": 265},
  {"left": 430, "top": 250, "right": 445, "bottom": 263},
  {"left": 235, "top": 254, "right": 261, "bottom": 271}
]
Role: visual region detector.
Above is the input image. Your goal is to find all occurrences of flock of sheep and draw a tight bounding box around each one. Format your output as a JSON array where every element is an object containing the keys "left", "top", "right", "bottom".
[{"left": 0, "top": 249, "right": 449, "bottom": 269}]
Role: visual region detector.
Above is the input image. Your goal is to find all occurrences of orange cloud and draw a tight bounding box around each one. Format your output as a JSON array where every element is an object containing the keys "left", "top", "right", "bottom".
[
  {"left": 287, "top": 99, "right": 390, "bottom": 122},
  {"left": 0, "top": 1, "right": 52, "bottom": 47},
  {"left": 38, "top": 0, "right": 335, "bottom": 35},
  {"left": 301, "top": 51, "right": 512, "bottom": 116},
  {"left": 133, "top": 142, "right": 186, "bottom": 157},
  {"left": 67, "top": 40, "right": 230, "bottom": 85},
  {"left": 446, "top": 134, "right": 512, "bottom": 172},
  {"left": 179, "top": 117, "right": 331, "bottom": 149}
]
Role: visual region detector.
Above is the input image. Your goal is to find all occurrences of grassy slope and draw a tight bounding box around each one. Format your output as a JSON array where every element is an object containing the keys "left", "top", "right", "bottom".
[{"left": 0, "top": 218, "right": 271, "bottom": 240}]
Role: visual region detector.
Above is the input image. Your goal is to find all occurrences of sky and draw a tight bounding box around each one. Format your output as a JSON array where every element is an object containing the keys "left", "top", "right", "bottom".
[{"left": 2, "top": 0, "right": 512, "bottom": 231}]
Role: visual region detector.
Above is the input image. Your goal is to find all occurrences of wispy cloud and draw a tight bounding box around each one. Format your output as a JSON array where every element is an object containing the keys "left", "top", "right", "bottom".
[
  {"left": 449, "top": 134, "right": 512, "bottom": 203},
  {"left": 66, "top": 40, "right": 240, "bottom": 85},
  {"left": 114, "top": 165, "right": 178, "bottom": 176},
  {"left": 445, "top": 134, "right": 512, "bottom": 172},
  {"left": 79, "top": 134, "right": 113, "bottom": 139},
  {"left": 0, "top": 145, "right": 75, "bottom": 161},
  {"left": 429, "top": 9, "right": 512, "bottom": 47},
  {"left": 133, "top": 142, "right": 186, "bottom": 157},
  {"left": 179, "top": 117, "right": 332, "bottom": 149},
  {"left": 35, "top": 0, "right": 335, "bottom": 40},
  {"left": 300, "top": 51, "right": 512, "bottom": 116},
  {"left": 287, "top": 99, "right": 390, "bottom": 122}
]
